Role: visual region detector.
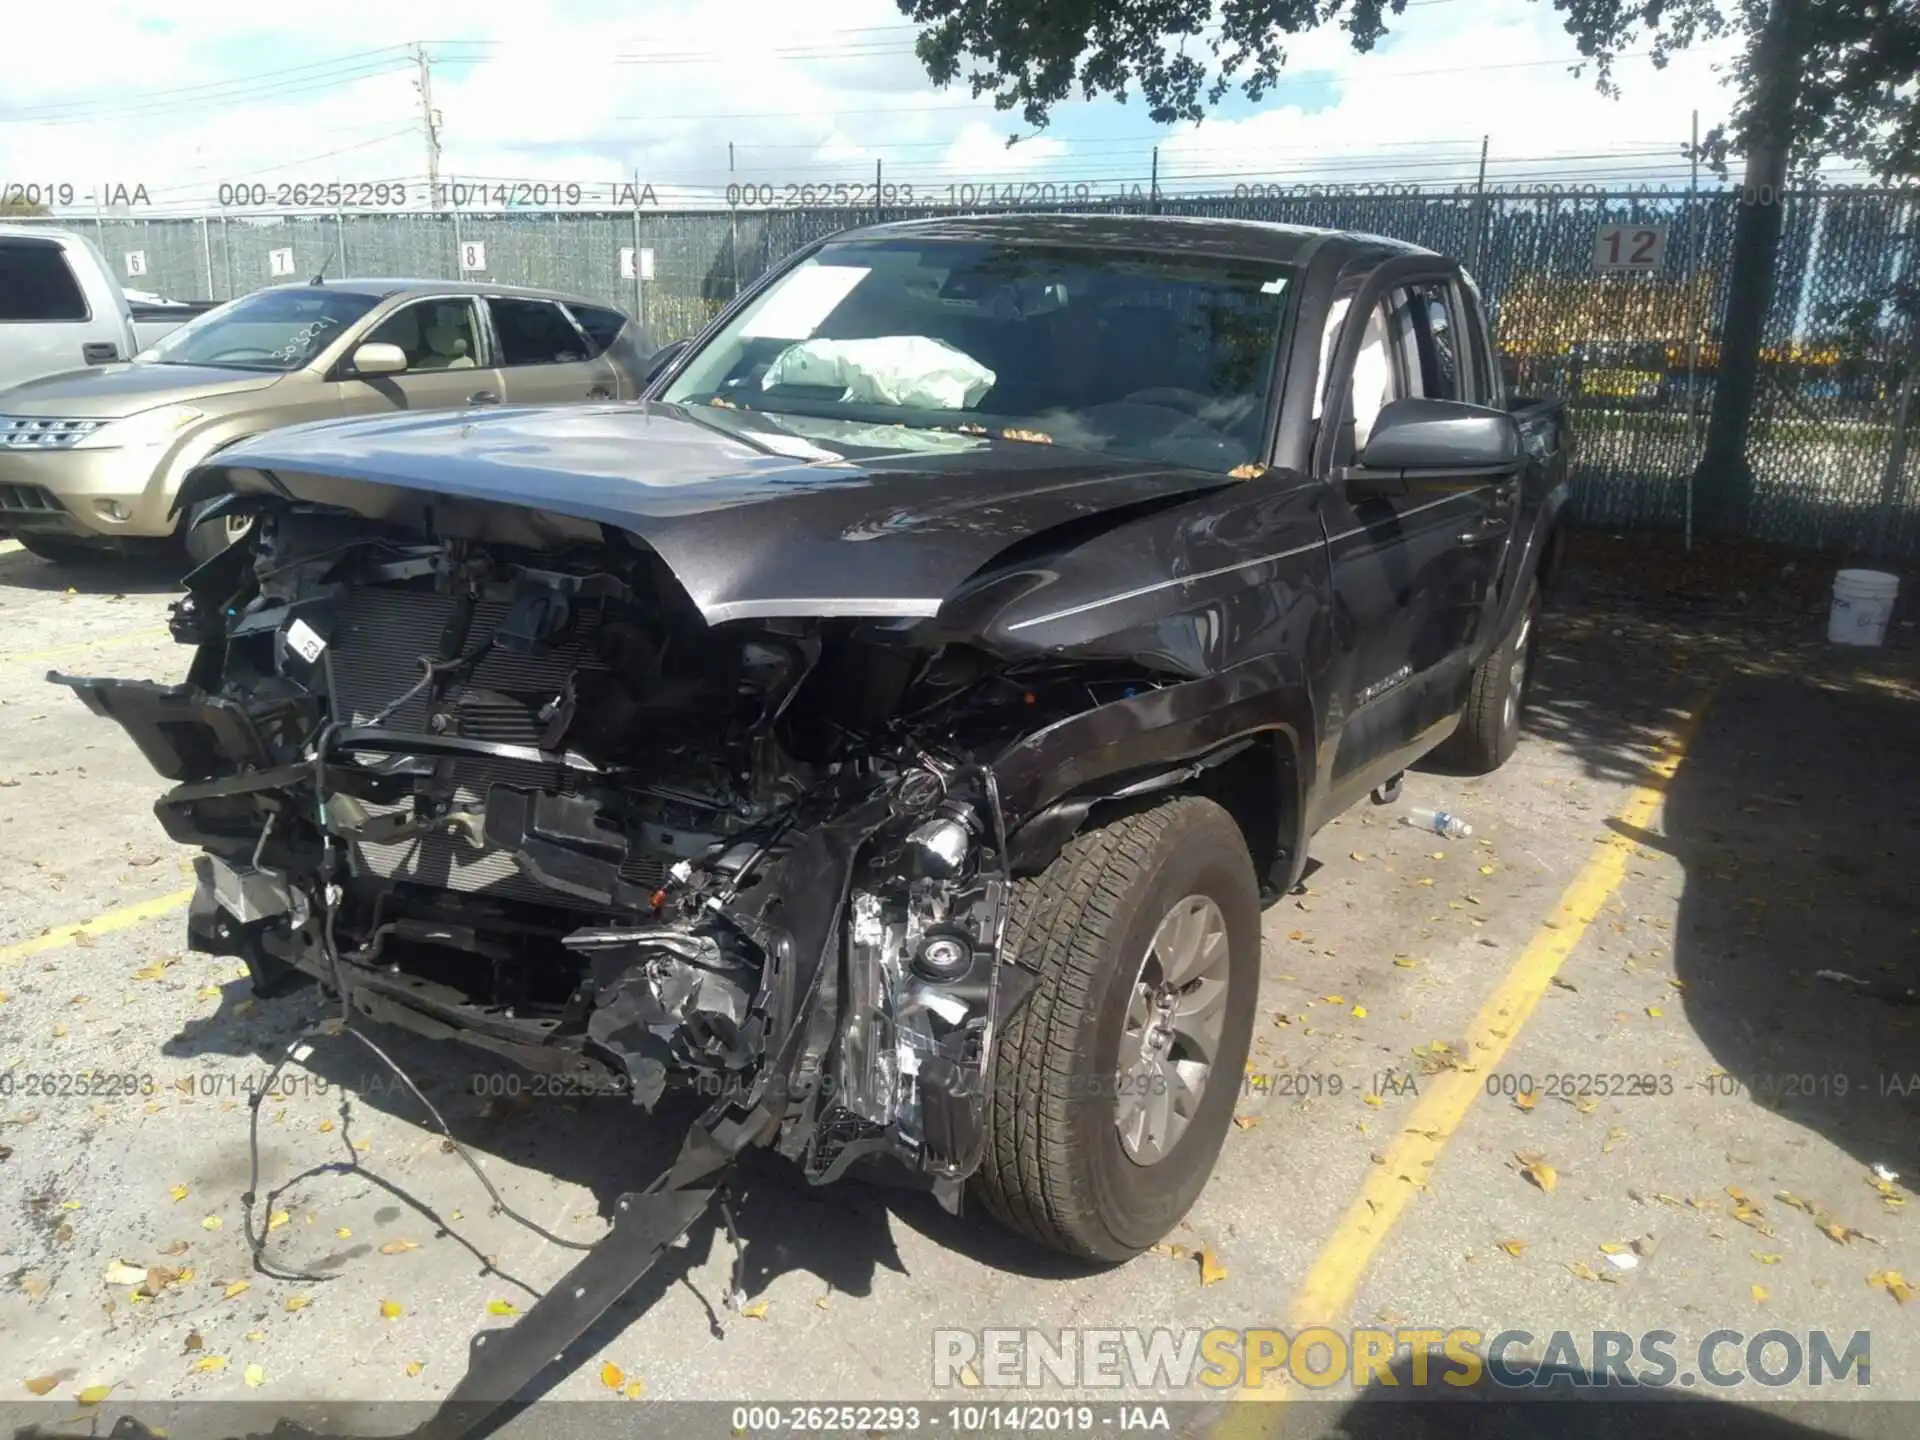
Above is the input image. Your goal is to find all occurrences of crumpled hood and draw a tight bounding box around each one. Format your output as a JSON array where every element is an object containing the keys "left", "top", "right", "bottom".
[
  {"left": 0, "top": 363, "right": 284, "bottom": 417},
  {"left": 207, "top": 400, "right": 1237, "bottom": 625}
]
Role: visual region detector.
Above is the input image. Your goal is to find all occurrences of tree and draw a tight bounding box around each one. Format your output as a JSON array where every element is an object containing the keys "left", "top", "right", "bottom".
[
  {"left": 0, "top": 195, "right": 52, "bottom": 218},
  {"left": 900, "top": 0, "right": 1920, "bottom": 535}
]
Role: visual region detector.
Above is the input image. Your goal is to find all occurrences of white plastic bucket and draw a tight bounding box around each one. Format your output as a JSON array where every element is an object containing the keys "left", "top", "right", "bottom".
[{"left": 1828, "top": 568, "right": 1900, "bottom": 647}]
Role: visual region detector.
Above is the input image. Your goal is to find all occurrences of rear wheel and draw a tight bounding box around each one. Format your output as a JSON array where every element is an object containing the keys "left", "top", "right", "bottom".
[
  {"left": 973, "top": 795, "right": 1260, "bottom": 1261},
  {"left": 1438, "top": 574, "right": 1540, "bottom": 774}
]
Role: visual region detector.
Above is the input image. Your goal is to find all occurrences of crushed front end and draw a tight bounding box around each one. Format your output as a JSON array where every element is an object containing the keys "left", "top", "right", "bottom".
[{"left": 53, "top": 497, "right": 1023, "bottom": 1195}]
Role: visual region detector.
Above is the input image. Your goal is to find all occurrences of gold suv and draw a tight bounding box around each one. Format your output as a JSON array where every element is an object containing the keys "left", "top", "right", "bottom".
[{"left": 0, "top": 278, "right": 653, "bottom": 565}]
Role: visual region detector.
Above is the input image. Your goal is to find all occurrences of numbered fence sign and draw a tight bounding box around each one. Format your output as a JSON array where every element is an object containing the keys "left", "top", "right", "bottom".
[
  {"left": 1593, "top": 223, "right": 1667, "bottom": 272},
  {"left": 459, "top": 241, "right": 487, "bottom": 272},
  {"left": 619, "top": 247, "right": 656, "bottom": 280},
  {"left": 124, "top": 251, "right": 147, "bottom": 278},
  {"left": 268, "top": 248, "right": 296, "bottom": 278}
]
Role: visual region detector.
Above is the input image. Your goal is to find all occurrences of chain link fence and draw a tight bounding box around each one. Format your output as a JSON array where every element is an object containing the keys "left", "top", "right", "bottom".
[{"left": 32, "top": 185, "right": 1920, "bottom": 558}]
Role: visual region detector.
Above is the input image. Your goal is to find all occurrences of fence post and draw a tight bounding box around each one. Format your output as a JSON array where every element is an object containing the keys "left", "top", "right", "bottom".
[
  {"left": 451, "top": 205, "right": 463, "bottom": 281},
  {"left": 1682, "top": 109, "right": 1705, "bottom": 551},
  {"left": 199, "top": 217, "right": 214, "bottom": 302},
  {"left": 728, "top": 141, "right": 741, "bottom": 299},
  {"left": 1869, "top": 303, "right": 1920, "bottom": 561},
  {"left": 1150, "top": 147, "right": 1160, "bottom": 214},
  {"left": 1467, "top": 135, "right": 1489, "bottom": 277},
  {"left": 631, "top": 168, "right": 644, "bottom": 328}
]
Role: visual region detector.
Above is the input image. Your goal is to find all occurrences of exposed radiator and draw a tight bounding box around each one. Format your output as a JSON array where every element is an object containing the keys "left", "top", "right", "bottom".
[{"left": 327, "top": 585, "right": 662, "bottom": 909}]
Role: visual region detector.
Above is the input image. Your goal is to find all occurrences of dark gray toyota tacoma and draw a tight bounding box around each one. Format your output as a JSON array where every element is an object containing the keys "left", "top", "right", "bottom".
[{"left": 56, "top": 214, "right": 1568, "bottom": 1421}]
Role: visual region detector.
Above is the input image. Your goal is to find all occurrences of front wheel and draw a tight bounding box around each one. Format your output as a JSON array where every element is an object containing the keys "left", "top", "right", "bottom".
[
  {"left": 183, "top": 501, "right": 253, "bottom": 568},
  {"left": 973, "top": 795, "right": 1260, "bottom": 1261},
  {"left": 1438, "top": 575, "right": 1540, "bottom": 774}
]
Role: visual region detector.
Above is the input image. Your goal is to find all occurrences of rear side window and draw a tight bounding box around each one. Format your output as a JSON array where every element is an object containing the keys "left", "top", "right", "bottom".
[
  {"left": 565, "top": 303, "right": 629, "bottom": 357},
  {"left": 489, "top": 297, "right": 588, "bottom": 366},
  {"left": 0, "top": 239, "right": 89, "bottom": 322}
]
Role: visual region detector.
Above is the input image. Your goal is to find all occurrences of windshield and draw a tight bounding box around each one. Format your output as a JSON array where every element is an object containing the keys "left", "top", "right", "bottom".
[
  {"left": 138, "top": 287, "right": 381, "bottom": 371},
  {"left": 663, "top": 238, "right": 1293, "bottom": 474}
]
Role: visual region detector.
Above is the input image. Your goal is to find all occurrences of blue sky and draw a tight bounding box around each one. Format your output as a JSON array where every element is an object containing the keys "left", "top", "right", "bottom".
[{"left": 0, "top": 0, "right": 1775, "bottom": 215}]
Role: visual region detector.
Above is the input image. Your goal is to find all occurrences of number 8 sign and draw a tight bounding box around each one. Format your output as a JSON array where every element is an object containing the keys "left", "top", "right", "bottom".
[
  {"left": 459, "top": 241, "right": 487, "bottom": 273},
  {"left": 1593, "top": 223, "right": 1667, "bottom": 272}
]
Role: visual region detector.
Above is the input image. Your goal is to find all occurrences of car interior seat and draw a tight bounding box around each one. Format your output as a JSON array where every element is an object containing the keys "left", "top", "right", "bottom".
[{"left": 418, "top": 306, "right": 477, "bottom": 370}]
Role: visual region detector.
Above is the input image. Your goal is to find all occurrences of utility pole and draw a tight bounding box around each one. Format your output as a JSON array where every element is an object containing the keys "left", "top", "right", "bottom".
[{"left": 412, "top": 43, "right": 443, "bottom": 208}]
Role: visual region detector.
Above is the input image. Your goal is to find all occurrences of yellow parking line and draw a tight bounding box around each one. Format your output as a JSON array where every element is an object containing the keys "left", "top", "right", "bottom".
[
  {"left": 0, "top": 625, "right": 169, "bottom": 665},
  {"left": 1216, "top": 693, "right": 1712, "bottom": 1425},
  {"left": 0, "top": 887, "right": 193, "bottom": 967}
]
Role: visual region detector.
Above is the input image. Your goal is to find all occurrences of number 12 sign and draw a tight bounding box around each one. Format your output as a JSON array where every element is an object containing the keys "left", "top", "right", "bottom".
[{"left": 1593, "top": 223, "right": 1667, "bottom": 272}]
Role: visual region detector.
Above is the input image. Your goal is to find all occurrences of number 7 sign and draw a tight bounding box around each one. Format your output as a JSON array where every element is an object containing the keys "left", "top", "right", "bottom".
[{"left": 1593, "top": 223, "right": 1667, "bottom": 272}]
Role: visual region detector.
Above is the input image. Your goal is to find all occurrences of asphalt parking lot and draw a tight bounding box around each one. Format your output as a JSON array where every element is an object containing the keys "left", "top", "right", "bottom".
[{"left": 2, "top": 533, "right": 1918, "bottom": 1439}]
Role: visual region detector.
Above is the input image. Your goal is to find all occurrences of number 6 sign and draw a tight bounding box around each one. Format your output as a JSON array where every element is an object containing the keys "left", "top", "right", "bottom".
[{"left": 1593, "top": 223, "right": 1667, "bottom": 272}]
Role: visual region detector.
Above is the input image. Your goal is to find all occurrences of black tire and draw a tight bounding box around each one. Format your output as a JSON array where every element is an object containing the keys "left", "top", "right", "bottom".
[
  {"left": 973, "top": 795, "right": 1260, "bottom": 1261},
  {"left": 1438, "top": 574, "right": 1541, "bottom": 774},
  {"left": 15, "top": 534, "right": 109, "bottom": 565},
  {"left": 183, "top": 501, "right": 252, "bottom": 568}
]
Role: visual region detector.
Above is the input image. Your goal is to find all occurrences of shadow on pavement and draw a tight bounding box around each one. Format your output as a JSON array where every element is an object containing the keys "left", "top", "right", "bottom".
[
  {"left": 0, "top": 543, "right": 183, "bottom": 595},
  {"left": 1276, "top": 1353, "right": 1901, "bottom": 1439}
]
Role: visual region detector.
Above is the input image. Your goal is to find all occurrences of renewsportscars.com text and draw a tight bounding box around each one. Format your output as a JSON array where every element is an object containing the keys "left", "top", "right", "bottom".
[{"left": 931, "top": 1327, "right": 1872, "bottom": 1391}]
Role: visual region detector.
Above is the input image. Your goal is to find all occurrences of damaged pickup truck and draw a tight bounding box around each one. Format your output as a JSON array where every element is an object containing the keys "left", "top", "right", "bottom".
[{"left": 54, "top": 214, "right": 1567, "bottom": 1412}]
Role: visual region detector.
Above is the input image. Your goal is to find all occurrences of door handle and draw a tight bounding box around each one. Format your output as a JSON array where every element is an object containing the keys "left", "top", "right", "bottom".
[
  {"left": 467, "top": 390, "right": 501, "bottom": 405},
  {"left": 1458, "top": 517, "right": 1510, "bottom": 543},
  {"left": 82, "top": 342, "right": 118, "bottom": 364}
]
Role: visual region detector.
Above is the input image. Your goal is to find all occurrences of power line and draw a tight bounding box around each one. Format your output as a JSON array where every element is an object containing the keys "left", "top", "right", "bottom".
[{"left": 0, "top": 48, "right": 414, "bottom": 124}]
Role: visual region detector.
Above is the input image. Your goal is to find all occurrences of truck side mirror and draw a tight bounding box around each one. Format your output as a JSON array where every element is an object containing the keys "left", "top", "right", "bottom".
[
  {"left": 1358, "top": 397, "right": 1520, "bottom": 472},
  {"left": 641, "top": 339, "right": 689, "bottom": 390}
]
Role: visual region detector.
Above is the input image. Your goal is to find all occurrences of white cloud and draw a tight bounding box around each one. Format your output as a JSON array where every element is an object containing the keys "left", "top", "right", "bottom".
[{"left": 0, "top": 0, "right": 1760, "bottom": 215}]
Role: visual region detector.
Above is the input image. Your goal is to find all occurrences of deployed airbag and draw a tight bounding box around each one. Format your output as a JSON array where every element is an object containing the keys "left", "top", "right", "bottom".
[{"left": 762, "top": 336, "right": 996, "bottom": 409}]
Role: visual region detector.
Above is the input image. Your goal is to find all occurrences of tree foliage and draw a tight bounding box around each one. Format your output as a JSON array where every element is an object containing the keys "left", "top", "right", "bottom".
[
  {"left": 897, "top": 0, "right": 1920, "bottom": 180},
  {"left": 0, "top": 195, "right": 52, "bottom": 217}
]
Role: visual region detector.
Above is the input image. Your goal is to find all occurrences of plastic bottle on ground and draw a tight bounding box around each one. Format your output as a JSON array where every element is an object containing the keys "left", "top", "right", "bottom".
[{"left": 1405, "top": 807, "right": 1473, "bottom": 839}]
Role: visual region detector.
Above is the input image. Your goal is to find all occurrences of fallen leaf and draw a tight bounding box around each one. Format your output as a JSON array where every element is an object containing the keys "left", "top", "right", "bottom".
[
  {"left": 486, "top": 1300, "right": 518, "bottom": 1316},
  {"left": 406, "top": 1361, "right": 425, "bottom": 1377},
  {"left": 624, "top": 1380, "right": 646, "bottom": 1399},
  {"left": 1868, "top": 1270, "right": 1913, "bottom": 1305},
  {"left": 1516, "top": 1153, "right": 1557, "bottom": 1193},
  {"left": 740, "top": 1300, "right": 770, "bottom": 1319},
  {"left": 1394, "top": 956, "right": 1419, "bottom": 969},
  {"left": 379, "top": 1240, "right": 419, "bottom": 1255},
  {"left": 1188, "top": 1243, "right": 1227, "bottom": 1286},
  {"left": 189, "top": 1356, "right": 227, "bottom": 1374},
  {"left": 244, "top": 1363, "right": 265, "bottom": 1388},
  {"left": 1752, "top": 1284, "right": 1770, "bottom": 1303},
  {"left": 1351, "top": 1005, "right": 1368, "bottom": 1018},
  {"left": 1777, "top": 1191, "right": 1813, "bottom": 1212},
  {"left": 169, "top": 1185, "right": 188, "bottom": 1203},
  {"left": 1603, "top": 1125, "right": 1629, "bottom": 1154},
  {"left": 1349, "top": 852, "right": 1366, "bottom": 862},
  {"left": 23, "top": 1377, "right": 58, "bottom": 1397},
  {"left": 104, "top": 1260, "right": 148, "bottom": 1286},
  {"left": 380, "top": 1300, "right": 402, "bottom": 1320},
  {"left": 184, "top": 1331, "right": 204, "bottom": 1353},
  {"left": 76, "top": 1383, "right": 115, "bottom": 1405},
  {"left": 267, "top": 1211, "right": 290, "bottom": 1232},
  {"left": 224, "top": 1280, "right": 250, "bottom": 1299},
  {"left": 1571, "top": 1095, "right": 1598, "bottom": 1114},
  {"left": 1363, "top": 1094, "right": 1383, "bottom": 1108},
  {"left": 1646, "top": 1006, "right": 1664, "bottom": 1019},
  {"left": 1496, "top": 1239, "right": 1527, "bottom": 1257},
  {"left": 958, "top": 1363, "right": 982, "bottom": 1388},
  {"left": 334, "top": 1227, "right": 351, "bottom": 1239},
  {"left": 318, "top": 1120, "right": 334, "bottom": 1133},
  {"left": 202, "top": 1215, "right": 222, "bottom": 1231},
  {"left": 1566, "top": 1262, "right": 1601, "bottom": 1281},
  {"left": 285, "top": 1295, "right": 312, "bottom": 1312},
  {"left": 1514, "top": 1091, "right": 1537, "bottom": 1112},
  {"left": 1322, "top": 994, "right": 1345, "bottom": 1005},
  {"left": 1598, "top": 1242, "right": 1630, "bottom": 1255},
  {"left": 1753, "top": 1252, "right": 1783, "bottom": 1264},
  {"left": 159, "top": 1240, "right": 188, "bottom": 1257},
  {"left": 601, "top": 1362, "right": 625, "bottom": 1390},
  {"left": 1480, "top": 864, "right": 1496, "bottom": 875},
  {"left": 1232, "top": 1115, "right": 1259, "bottom": 1129},
  {"left": 1819, "top": 1220, "right": 1864, "bottom": 1245}
]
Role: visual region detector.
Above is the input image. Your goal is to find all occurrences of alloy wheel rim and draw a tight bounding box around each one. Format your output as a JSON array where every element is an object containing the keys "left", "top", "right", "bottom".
[
  {"left": 1503, "top": 608, "right": 1534, "bottom": 734},
  {"left": 1114, "top": 894, "right": 1231, "bottom": 1166}
]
